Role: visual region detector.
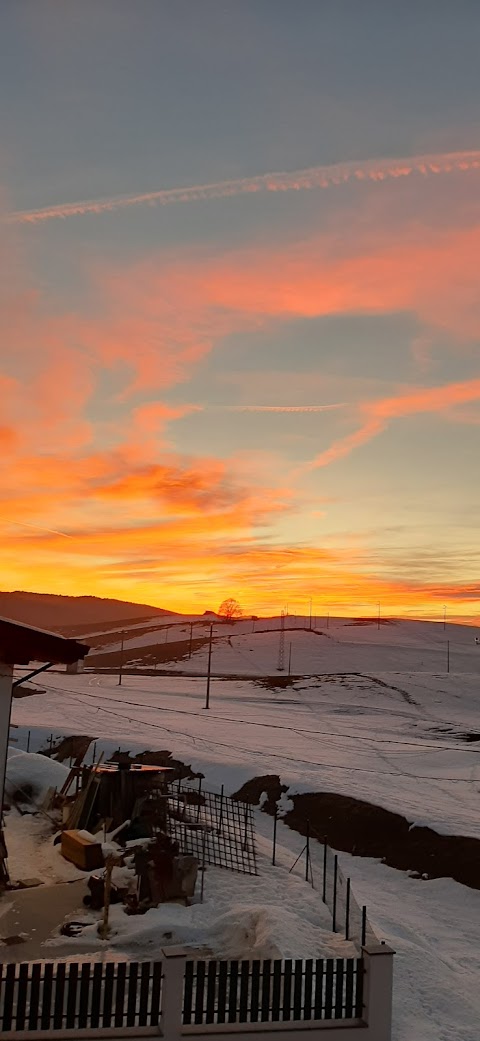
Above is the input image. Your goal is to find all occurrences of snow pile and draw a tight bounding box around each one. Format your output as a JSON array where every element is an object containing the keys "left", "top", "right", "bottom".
[{"left": 5, "top": 748, "right": 69, "bottom": 806}]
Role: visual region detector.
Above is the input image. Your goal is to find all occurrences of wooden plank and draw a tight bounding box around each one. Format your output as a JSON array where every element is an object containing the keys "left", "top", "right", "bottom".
[
  {"left": 183, "top": 961, "right": 194, "bottom": 1025},
  {"left": 41, "top": 963, "right": 54, "bottom": 1030},
  {"left": 282, "top": 960, "right": 292, "bottom": 1021},
  {"left": 238, "top": 961, "right": 250, "bottom": 1023},
  {"left": 271, "top": 961, "right": 282, "bottom": 1022},
  {"left": 29, "top": 963, "right": 42, "bottom": 1030},
  {"left": 65, "top": 962, "right": 79, "bottom": 1029},
  {"left": 2, "top": 963, "right": 16, "bottom": 1032},
  {"left": 102, "top": 963, "right": 115, "bottom": 1027},
  {"left": 78, "top": 962, "right": 91, "bottom": 1028},
  {"left": 292, "top": 960, "right": 303, "bottom": 1020},
  {"left": 334, "top": 960, "right": 344, "bottom": 1019},
  {"left": 126, "top": 962, "right": 139, "bottom": 1026},
  {"left": 205, "top": 961, "right": 217, "bottom": 1024},
  {"left": 138, "top": 962, "right": 151, "bottom": 1027},
  {"left": 250, "top": 961, "right": 261, "bottom": 1022},
  {"left": 313, "top": 959, "right": 324, "bottom": 1019},
  {"left": 227, "top": 960, "right": 239, "bottom": 1024},
  {"left": 344, "top": 959, "right": 355, "bottom": 1019},
  {"left": 53, "top": 961, "right": 66, "bottom": 1029},
  {"left": 149, "top": 962, "right": 162, "bottom": 1026},
  {"left": 194, "top": 961, "right": 206, "bottom": 1025},
  {"left": 90, "top": 962, "right": 103, "bottom": 1028},
  {"left": 217, "top": 961, "right": 228, "bottom": 1024},
  {"left": 260, "top": 960, "right": 271, "bottom": 1022},
  {"left": 355, "top": 960, "right": 364, "bottom": 1019},
  {"left": 114, "top": 962, "right": 127, "bottom": 1027},
  {"left": 16, "top": 963, "right": 29, "bottom": 1031},
  {"left": 303, "top": 960, "right": 313, "bottom": 1021},
  {"left": 324, "top": 959, "right": 334, "bottom": 1019}
]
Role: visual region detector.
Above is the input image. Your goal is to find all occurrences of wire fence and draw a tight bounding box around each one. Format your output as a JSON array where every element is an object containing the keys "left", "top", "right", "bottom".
[
  {"left": 165, "top": 780, "right": 257, "bottom": 876},
  {"left": 272, "top": 813, "right": 378, "bottom": 950}
]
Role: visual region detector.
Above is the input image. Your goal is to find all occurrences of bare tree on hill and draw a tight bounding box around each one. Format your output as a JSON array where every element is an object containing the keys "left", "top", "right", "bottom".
[{"left": 218, "top": 598, "right": 243, "bottom": 622}]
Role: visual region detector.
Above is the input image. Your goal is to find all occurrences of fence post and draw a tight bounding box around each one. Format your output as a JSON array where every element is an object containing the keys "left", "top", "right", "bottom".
[
  {"left": 332, "top": 854, "right": 338, "bottom": 932},
  {"left": 361, "top": 905, "right": 367, "bottom": 948},
  {"left": 160, "top": 949, "right": 186, "bottom": 1041},
  {"left": 218, "top": 783, "right": 224, "bottom": 834},
  {"left": 305, "top": 820, "right": 310, "bottom": 883},
  {"left": 322, "top": 842, "right": 327, "bottom": 902},
  {"left": 197, "top": 777, "right": 202, "bottom": 822},
  {"left": 272, "top": 806, "right": 278, "bottom": 865},
  {"left": 361, "top": 943, "right": 395, "bottom": 1039},
  {"left": 26, "top": 730, "right": 31, "bottom": 753},
  {"left": 345, "top": 877, "right": 351, "bottom": 940},
  {"left": 243, "top": 803, "right": 249, "bottom": 849}
]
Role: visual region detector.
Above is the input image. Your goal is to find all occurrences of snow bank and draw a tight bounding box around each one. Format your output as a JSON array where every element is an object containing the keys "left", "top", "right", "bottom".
[{"left": 5, "top": 748, "right": 69, "bottom": 805}]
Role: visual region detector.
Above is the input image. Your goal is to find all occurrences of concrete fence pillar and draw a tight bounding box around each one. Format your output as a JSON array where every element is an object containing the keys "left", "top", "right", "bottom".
[
  {"left": 160, "top": 946, "right": 188, "bottom": 1040},
  {"left": 361, "top": 943, "right": 395, "bottom": 1041}
]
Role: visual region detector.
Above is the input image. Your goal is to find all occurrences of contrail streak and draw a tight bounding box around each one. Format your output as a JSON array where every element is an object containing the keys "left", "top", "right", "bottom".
[
  {"left": 214, "top": 404, "right": 347, "bottom": 413},
  {"left": 5, "top": 149, "right": 480, "bottom": 225},
  {"left": 11, "top": 520, "right": 73, "bottom": 538}
]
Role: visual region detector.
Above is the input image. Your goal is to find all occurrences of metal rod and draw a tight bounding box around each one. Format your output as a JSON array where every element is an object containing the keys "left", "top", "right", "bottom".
[
  {"left": 197, "top": 777, "right": 203, "bottom": 822},
  {"left": 322, "top": 842, "right": 327, "bottom": 902},
  {"left": 12, "top": 661, "right": 55, "bottom": 689},
  {"left": 345, "top": 877, "right": 351, "bottom": 940},
  {"left": 361, "top": 905, "right": 367, "bottom": 947},
  {"left": 26, "top": 730, "right": 30, "bottom": 753},
  {"left": 289, "top": 843, "right": 307, "bottom": 874},
  {"left": 272, "top": 806, "right": 278, "bottom": 865},
  {"left": 305, "top": 820, "right": 310, "bottom": 883},
  {"left": 200, "top": 828, "right": 207, "bottom": 903},
  {"left": 332, "top": 854, "right": 338, "bottom": 932},
  {"left": 217, "top": 784, "right": 224, "bottom": 834},
  {"left": 118, "top": 631, "right": 125, "bottom": 686}
]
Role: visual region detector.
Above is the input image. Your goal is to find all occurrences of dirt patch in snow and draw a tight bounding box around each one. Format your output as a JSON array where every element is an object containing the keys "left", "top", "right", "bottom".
[{"left": 235, "top": 778, "right": 480, "bottom": 892}]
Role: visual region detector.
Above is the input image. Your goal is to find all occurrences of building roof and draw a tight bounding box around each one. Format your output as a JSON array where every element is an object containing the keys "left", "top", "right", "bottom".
[{"left": 0, "top": 616, "right": 90, "bottom": 666}]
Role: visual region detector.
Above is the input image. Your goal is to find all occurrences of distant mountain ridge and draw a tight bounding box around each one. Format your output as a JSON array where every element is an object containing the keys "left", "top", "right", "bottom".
[{"left": 0, "top": 591, "right": 171, "bottom": 634}]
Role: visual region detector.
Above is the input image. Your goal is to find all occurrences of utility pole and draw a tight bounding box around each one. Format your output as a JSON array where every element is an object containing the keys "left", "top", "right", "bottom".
[
  {"left": 377, "top": 602, "right": 381, "bottom": 631},
  {"left": 118, "top": 630, "right": 125, "bottom": 686},
  {"left": 288, "top": 641, "right": 292, "bottom": 676},
  {"left": 188, "top": 621, "right": 194, "bottom": 659},
  {"left": 309, "top": 599, "right": 312, "bottom": 631},
  {"left": 327, "top": 611, "right": 330, "bottom": 629},
  {"left": 443, "top": 605, "right": 446, "bottom": 631},
  {"left": 204, "top": 623, "right": 214, "bottom": 709},
  {"left": 277, "top": 610, "right": 285, "bottom": 671}
]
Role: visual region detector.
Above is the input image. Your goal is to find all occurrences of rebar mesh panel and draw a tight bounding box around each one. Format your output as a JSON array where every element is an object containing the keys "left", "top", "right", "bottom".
[{"left": 165, "top": 784, "right": 257, "bottom": 876}]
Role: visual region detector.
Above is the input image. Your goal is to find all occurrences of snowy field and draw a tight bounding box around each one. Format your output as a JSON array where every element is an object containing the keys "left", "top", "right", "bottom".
[{"left": 6, "top": 618, "right": 480, "bottom": 1041}]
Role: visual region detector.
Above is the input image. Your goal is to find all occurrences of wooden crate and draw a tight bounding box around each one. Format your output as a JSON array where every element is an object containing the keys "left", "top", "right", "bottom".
[{"left": 61, "top": 829, "right": 104, "bottom": 871}]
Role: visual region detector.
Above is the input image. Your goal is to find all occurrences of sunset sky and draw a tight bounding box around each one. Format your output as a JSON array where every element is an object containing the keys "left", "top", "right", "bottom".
[{"left": 1, "top": 2, "right": 480, "bottom": 619}]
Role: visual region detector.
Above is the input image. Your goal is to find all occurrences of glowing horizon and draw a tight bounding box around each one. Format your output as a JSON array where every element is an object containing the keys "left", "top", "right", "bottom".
[{"left": 1, "top": 5, "right": 480, "bottom": 622}]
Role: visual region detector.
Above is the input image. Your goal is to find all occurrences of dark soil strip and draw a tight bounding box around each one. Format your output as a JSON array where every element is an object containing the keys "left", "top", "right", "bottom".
[{"left": 233, "top": 775, "right": 480, "bottom": 892}]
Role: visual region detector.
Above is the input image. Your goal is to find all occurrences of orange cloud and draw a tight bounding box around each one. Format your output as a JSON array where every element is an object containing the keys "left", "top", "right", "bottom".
[{"left": 307, "top": 377, "right": 480, "bottom": 469}]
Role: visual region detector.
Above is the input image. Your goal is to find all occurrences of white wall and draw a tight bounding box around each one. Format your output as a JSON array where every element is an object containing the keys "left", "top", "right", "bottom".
[{"left": 0, "top": 661, "right": 14, "bottom": 813}]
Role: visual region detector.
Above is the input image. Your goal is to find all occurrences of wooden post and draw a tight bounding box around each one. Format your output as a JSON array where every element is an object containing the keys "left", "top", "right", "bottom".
[
  {"left": 272, "top": 806, "right": 278, "bottom": 865},
  {"left": 98, "top": 854, "right": 116, "bottom": 939}
]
